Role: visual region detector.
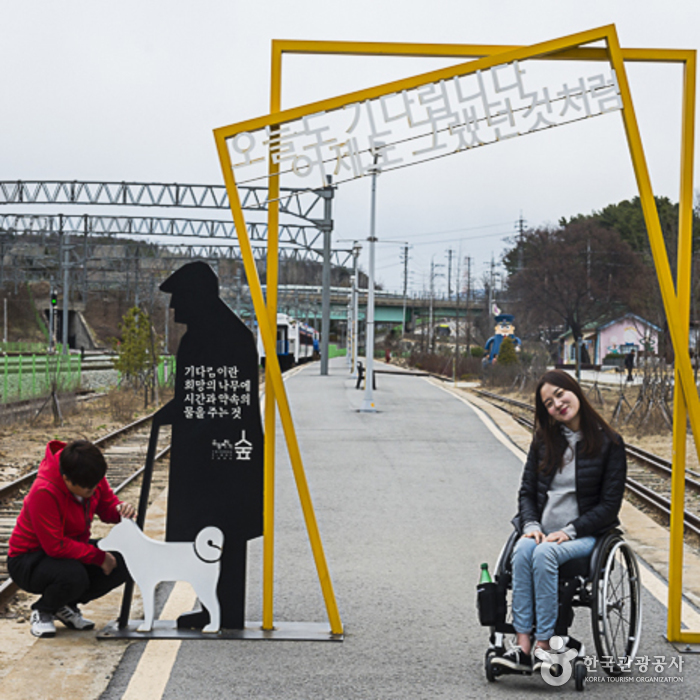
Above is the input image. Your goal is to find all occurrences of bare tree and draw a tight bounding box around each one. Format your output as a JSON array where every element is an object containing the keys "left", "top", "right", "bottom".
[{"left": 503, "top": 221, "right": 648, "bottom": 350}]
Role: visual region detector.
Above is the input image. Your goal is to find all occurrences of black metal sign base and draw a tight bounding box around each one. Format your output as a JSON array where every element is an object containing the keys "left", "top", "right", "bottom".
[{"left": 97, "top": 619, "right": 343, "bottom": 642}]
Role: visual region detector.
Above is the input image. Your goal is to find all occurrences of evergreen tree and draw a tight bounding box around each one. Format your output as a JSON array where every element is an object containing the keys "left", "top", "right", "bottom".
[
  {"left": 112, "top": 307, "right": 160, "bottom": 395},
  {"left": 497, "top": 337, "right": 519, "bottom": 366}
]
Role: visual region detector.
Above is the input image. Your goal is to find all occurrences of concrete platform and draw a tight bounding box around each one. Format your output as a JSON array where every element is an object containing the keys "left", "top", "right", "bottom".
[{"left": 3, "top": 357, "right": 699, "bottom": 698}]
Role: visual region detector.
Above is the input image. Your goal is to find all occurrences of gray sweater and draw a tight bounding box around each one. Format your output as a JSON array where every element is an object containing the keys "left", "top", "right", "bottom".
[{"left": 523, "top": 427, "right": 581, "bottom": 539}]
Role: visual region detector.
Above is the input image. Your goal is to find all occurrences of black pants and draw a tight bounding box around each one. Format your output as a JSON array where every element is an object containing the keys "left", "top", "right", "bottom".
[{"left": 8, "top": 545, "right": 130, "bottom": 613}]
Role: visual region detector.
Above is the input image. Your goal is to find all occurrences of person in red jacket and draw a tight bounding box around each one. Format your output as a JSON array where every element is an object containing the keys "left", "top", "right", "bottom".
[{"left": 8, "top": 439, "right": 135, "bottom": 638}]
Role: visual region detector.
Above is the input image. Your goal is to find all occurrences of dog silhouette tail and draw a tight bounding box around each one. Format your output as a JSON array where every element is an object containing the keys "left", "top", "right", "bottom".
[{"left": 193, "top": 526, "right": 225, "bottom": 563}]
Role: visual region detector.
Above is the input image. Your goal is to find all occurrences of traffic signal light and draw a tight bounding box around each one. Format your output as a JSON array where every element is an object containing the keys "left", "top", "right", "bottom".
[{"left": 51, "top": 292, "right": 57, "bottom": 307}]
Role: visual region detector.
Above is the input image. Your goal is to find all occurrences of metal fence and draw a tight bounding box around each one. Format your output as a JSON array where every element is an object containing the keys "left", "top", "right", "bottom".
[
  {"left": 328, "top": 344, "right": 347, "bottom": 359},
  {"left": 0, "top": 342, "right": 48, "bottom": 354},
  {"left": 156, "top": 356, "right": 176, "bottom": 387},
  {"left": 0, "top": 354, "right": 82, "bottom": 403},
  {"left": 112, "top": 356, "right": 175, "bottom": 390}
]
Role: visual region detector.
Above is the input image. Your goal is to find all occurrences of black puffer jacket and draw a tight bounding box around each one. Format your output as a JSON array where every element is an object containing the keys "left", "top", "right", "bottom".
[{"left": 515, "top": 430, "right": 627, "bottom": 539}]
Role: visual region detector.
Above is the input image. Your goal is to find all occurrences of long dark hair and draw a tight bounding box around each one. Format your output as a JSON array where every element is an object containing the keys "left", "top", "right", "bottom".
[{"left": 534, "top": 370, "right": 618, "bottom": 475}]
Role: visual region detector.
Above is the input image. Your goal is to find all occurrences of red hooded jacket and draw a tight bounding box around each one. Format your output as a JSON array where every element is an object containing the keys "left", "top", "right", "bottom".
[{"left": 8, "top": 440, "right": 122, "bottom": 566}]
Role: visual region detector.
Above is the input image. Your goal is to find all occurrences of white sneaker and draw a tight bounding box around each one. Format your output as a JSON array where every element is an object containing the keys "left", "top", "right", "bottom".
[
  {"left": 30, "top": 610, "right": 56, "bottom": 638},
  {"left": 55, "top": 605, "right": 95, "bottom": 631}
]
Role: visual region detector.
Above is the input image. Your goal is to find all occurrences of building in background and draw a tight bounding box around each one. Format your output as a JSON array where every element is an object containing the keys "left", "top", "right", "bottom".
[{"left": 558, "top": 314, "right": 661, "bottom": 366}]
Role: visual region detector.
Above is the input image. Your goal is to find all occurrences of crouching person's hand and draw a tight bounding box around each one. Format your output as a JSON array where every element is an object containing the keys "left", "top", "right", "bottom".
[
  {"left": 101, "top": 551, "right": 118, "bottom": 575},
  {"left": 117, "top": 502, "right": 136, "bottom": 520}
]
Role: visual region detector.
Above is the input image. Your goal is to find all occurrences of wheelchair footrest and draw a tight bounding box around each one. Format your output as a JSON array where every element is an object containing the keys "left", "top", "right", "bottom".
[{"left": 494, "top": 666, "right": 533, "bottom": 677}]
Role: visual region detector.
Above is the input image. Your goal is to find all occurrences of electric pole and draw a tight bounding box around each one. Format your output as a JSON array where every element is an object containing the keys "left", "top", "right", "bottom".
[
  {"left": 361, "top": 150, "right": 381, "bottom": 413},
  {"left": 429, "top": 258, "right": 435, "bottom": 353},
  {"left": 446, "top": 248, "right": 454, "bottom": 300},
  {"left": 401, "top": 244, "right": 410, "bottom": 336},
  {"left": 454, "top": 252, "right": 461, "bottom": 384},
  {"left": 61, "top": 233, "right": 70, "bottom": 355},
  {"left": 429, "top": 258, "right": 444, "bottom": 354},
  {"left": 465, "top": 256, "right": 472, "bottom": 352},
  {"left": 515, "top": 212, "right": 527, "bottom": 271},
  {"left": 488, "top": 254, "right": 495, "bottom": 321},
  {"left": 320, "top": 176, "right": 334, "bottom": 377}
]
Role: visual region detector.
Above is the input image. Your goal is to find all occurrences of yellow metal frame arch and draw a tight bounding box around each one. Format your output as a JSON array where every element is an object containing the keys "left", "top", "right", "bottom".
[{"left": 214, "top": 24, "right": 697, "bottom": 643}]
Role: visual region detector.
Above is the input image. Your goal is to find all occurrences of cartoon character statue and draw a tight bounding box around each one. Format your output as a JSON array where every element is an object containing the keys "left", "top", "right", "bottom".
[{"left": 484, "top": 313, "right": 522, "bottom": 364}]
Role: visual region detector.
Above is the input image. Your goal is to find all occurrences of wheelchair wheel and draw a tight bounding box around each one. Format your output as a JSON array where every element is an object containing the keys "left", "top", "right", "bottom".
[
  {"left": 574, "top": 660, "right": 587, "bottom": 691},
  {"left": 591, "top": 537, "right": 642, "bottom": 675},
  {"left": 485, "top": 649, "right": 499, "bottom": 682}
]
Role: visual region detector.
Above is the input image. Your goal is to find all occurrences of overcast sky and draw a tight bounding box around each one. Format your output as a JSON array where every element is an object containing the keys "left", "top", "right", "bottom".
[{"left": 2, "top": 1, "right": 699, "bottom": 297}]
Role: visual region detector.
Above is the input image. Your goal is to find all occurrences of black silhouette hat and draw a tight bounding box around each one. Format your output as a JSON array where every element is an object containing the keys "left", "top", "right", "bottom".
[{"left": 160, "top": 261, "right": 219, "bottom": 297}]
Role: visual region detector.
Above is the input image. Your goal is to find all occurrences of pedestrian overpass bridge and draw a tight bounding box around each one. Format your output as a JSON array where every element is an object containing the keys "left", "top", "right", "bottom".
[{"left": 265, "top": 284, "right": 486, "bottom": 327}]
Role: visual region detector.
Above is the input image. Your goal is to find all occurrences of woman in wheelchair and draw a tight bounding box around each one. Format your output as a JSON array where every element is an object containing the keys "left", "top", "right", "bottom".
[{"left": 491, "top": 370, "right": 627, "bottom": 674}]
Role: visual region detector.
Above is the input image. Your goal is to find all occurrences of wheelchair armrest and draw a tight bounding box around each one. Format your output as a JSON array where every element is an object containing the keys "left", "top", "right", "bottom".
[{"left": 494, "top": 529, "right": 521, "bottom": 579}]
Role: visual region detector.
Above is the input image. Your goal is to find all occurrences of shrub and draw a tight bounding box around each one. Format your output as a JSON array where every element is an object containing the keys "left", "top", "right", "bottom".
[
  {"left": 482, "top": 360, "right": 520, "bottom": 387},
  {"left": 108, "top": 388, "right": 138, "bottom": 423},
  {"left": 407, "top": 350, "right": 482, "bottom": 378},
  {"left": 497, "top": 337, "right": 519, "bottom": 366}
]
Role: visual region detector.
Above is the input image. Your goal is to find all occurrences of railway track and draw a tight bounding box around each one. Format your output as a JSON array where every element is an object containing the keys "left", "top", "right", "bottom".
[
  {"left": 0, "top": 389, "right": 109, "bottom": 424},
  {"left": 0, "top": 363, "right": 289, "bottom": 610},
  {"left": 472, "top": 388, "right": 700, "bottom": 539},
  {"left": 0, "top": 412, "right": 172, "bottom": 606}
]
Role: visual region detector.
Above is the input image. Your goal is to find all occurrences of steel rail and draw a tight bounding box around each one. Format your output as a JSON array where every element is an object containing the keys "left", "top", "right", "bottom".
[
  {"left": 113, "top": 445, "right": 171, "bottom": 495},
  {"left": 0, "top": 364, "right": 277, "bottom": 510},
  {"left": 474, "top": 388, "right": 700, "bottom": 480},
  {"left": 0, "top": 391, "right": 105, "bottom": 420},
  {"left": 625, "top": 443, "right": 700, "bottom": 489},
  {"left": 0, "top": 366, "right": 280, "bottom": 607},
  {"left": 0, "top": 411, "right": 156, "bottom": 502},
  {"left": 0, "top": 448, "right": 171, "bottom": 606},
  {"left": 625, "top": 478, "right": 700, "bottom": 538},
  {"left": 474, "top": 388, "right": 536, "bottom": 413},
  {"left": 0, "top": 416, "right": 168, "bottom": 606}
]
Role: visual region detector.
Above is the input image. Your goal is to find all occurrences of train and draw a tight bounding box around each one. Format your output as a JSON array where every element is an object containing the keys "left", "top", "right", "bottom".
[{"left": 257, "top": 313, "right": 319, "bottom": 371}]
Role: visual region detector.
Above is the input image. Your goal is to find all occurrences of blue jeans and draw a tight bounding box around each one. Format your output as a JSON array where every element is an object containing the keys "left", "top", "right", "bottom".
[{"left": 511, "top": 535, "right": 596, "bottom": 641}]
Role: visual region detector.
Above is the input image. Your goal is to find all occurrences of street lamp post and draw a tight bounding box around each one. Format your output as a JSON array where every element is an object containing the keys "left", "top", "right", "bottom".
[
  {"left": 349, "top": 242, "right": 362, "bottom": 375},
  {"left": 320, "top": 176, "right": 334, "bottom": 376},
  {"left": 360, "top": 148, "right": 382, "bottom": 413},
  {"left": 61, "top": 234, "right": 70, "bottom": 355},
  {"left": 346, "top": 285, "right": 353, "bottom": 370}
]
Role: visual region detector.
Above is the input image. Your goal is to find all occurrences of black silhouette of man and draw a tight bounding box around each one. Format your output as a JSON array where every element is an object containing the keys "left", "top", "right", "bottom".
[{"left": 155, "top": 261, "right": 263, "bottom": 629}]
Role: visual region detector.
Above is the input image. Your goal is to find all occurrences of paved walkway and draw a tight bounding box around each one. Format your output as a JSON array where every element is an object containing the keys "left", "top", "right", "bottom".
[
  {"left": 106, "top": 357, "right": 698, "bottom": 698},
  {"left": 2, "top": 357, "right": 698, "bottom": 698}
]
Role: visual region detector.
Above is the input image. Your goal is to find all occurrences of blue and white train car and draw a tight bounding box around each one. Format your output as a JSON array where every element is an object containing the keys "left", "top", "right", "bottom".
[{"left": 258, "top": 313, "right": 319, "bottom": 371}]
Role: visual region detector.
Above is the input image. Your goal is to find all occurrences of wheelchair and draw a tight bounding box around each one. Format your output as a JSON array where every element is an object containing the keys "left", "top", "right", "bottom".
[{"left": 478, "top": 528, "right": 642, "bottom": 691}]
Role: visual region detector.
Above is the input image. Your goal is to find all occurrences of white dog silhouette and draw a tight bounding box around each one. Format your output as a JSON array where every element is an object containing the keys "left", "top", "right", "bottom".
[{"left": 99, "top": 519, "right": 224, "bottom": 633}]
